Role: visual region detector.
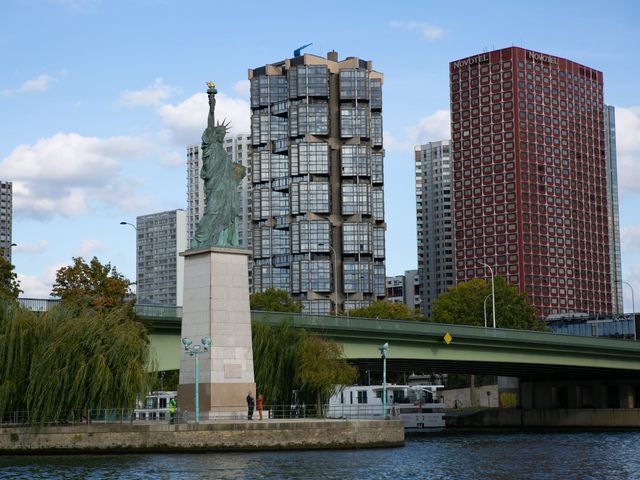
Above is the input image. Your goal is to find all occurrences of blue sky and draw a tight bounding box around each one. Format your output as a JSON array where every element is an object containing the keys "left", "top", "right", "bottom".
[{"left": 1, "top": 0, "right": 640, "bottom": 308}]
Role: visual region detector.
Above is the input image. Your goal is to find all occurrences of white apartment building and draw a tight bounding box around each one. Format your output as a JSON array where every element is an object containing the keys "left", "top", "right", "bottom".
[
  {"left": 415, "top": 140, "right": 455, "bottom": 317},
  {"left": 136, "top": 209, "right": 187, "bottom": 306}
]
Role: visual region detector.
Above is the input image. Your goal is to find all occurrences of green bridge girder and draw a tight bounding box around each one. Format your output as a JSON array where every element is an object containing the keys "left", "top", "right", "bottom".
[{"left": 142, "top": 308, "right": 640, "bottom": 378}]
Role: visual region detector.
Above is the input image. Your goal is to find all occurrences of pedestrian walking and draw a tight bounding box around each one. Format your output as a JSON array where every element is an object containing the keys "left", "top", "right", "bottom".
[
  {"left": 246, "top": 391, "right": 255, "bottom": 420},
  {"left": 169, "top": 396, "right": 177, "bottom": 424},
  {"left": 257, "top": 393, "right": 264, "bottom": 420}
]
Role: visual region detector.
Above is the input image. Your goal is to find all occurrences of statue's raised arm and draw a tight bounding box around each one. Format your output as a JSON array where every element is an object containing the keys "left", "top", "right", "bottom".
[{"left": 206, "top": 81, "right": 217, "bottom": 130}]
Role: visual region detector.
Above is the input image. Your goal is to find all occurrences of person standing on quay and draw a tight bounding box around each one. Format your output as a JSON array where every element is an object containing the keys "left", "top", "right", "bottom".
[
  {"left": 169, "top": 396, "right": 177, "bottom": 424},
  {"left": 247, "top": 391, "right": 255, "bottom": 420},
  {"left": 257, "top": 393, "right": 264, "bottom": 420}
]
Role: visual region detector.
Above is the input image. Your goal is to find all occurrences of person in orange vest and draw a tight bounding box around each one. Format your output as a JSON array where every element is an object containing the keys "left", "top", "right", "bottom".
[{"left": 257, "top": 393, "right": 264, "bottom": 420}]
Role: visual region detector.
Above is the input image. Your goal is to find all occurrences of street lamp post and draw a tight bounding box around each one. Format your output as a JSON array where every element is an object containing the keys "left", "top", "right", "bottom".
[
  {"left": 478, "top": 261, "right": 496, "bottom": 329},
  {"left": 181, "top": 336, "right": 212, "bottom": 424},
  {"left": 379, "top": 342, "right": 389, "bottom": 419},
  {"left": 483, "top": 294, "right": 491, "bottom": 329},
  {"left": 619, "top": 280, "right": 636, "bottom": 340},
  {"left": 119, "top": 221, "right": 137, "bottom": 231}
]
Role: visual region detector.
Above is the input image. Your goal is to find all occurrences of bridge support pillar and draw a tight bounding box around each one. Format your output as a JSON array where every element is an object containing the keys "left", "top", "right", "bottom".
[
  {"left": 620, "top": 385, "right": 634, "bottom": 408},
  {"left": 568, "top": 385, "right": 581, "bottom": 408}
]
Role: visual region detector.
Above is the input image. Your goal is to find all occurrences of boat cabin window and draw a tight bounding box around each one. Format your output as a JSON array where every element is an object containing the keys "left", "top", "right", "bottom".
[
  {"left": 159, "top": 398, "right": 167, "bottom": 409},
  {"left": 357, "top": 391, "right": 368, "bottom": 404},
  {"left": 350, "top": 391, "right": 353, "bottom": 404},
  {"left": 145, "top": 397, "right": 158, "bottom": 409}
]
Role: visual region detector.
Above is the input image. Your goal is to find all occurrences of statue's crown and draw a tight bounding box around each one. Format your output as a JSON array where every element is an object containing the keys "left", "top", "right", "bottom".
[{"left": 207, "top": 81, "right": 215, "bottom": 88}]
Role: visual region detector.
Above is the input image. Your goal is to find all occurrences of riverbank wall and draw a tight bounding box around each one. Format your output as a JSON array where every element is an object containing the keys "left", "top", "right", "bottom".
[
  {"left": 0, "top": 419, "right": 404, "bottom": 455},
  {"left": 446, "top": 408, "right": 640, "bottom": 428}
]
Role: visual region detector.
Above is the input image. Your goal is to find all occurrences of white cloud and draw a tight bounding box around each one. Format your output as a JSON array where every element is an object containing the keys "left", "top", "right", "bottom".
[
  {"left": 13, "top": 240, "right": 49, "bottom": 255},
  {"left": 117, "top": 78, "right": 180, "bottom": 108},
  {"left": 616, "top": 106, "right": 640, "bottom": 194},
  {"left": 158, "top": 92, "right": 250, "bottom": 145},
  {"left": 74, "top": 239, "right": 105, "bottom": 257},
  {"left": 0, "top": 132, "right": 153, "bottom": 218},
  {"left": 384, "top": 110, "right": 451, "bottom": 155},
  {"left": 3, "top": 74, "right": 55, "bottom": 95},
  {"left": 390, "top": 20, "right": 446, "bottom": 40},
  {"left": 621, "top": 225, "right": 640, "bottom": 253},
  {"left": 408, "top": 110, "right": 451, "bottom": 145},
  {"left": 233, "top": 80, "right": 250, "bottom": 98},
  {"left": 161, "top": 151, "right": 185, "bottom": 167},
  {"left": 17, "top": 263, "right": 65, "bottom": 299},
  {"left": 383, "top": 130, "right": 414, "bottom": 154}
]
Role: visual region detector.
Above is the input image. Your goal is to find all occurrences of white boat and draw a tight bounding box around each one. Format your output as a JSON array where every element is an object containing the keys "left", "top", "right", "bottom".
[
  {"left": 327, "top": 384, "right": 446, "bottom": 429},
  {"left": 134, "top": 391, "right": 176, "bottom": 421}
]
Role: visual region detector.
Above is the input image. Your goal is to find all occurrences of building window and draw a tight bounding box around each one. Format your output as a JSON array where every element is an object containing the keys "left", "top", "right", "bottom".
[{"left": 340, "top": 69, "right": 370, "bottom": 100}]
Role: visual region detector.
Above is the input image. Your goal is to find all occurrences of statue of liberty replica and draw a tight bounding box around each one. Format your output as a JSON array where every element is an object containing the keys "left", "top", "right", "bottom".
[
  {"left": 179, "top": 82, "right": 255, "bottom": 420},
  {"left": 191, "top": 81, "right": 245, "bottom": 249}
]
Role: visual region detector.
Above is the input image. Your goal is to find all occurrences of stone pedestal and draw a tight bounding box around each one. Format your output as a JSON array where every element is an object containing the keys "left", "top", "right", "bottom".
[{"left": 177, "top": 247, "right": 255, "bottom": 418}]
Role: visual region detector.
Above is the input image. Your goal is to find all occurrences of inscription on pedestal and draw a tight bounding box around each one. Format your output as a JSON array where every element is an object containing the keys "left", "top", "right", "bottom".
[{"left": 224, "top": 363, "right": 242, "bottom": 378}]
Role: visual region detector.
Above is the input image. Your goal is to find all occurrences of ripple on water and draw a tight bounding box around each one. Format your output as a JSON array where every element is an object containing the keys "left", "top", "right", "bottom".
[{"left": 1, "top": 431, "right": 640, "bottom": 480}]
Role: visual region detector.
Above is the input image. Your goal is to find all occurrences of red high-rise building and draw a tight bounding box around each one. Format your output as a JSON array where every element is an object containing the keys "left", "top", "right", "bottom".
[{"left": 450, "top": 47, "right": 611, "bottom": 317}]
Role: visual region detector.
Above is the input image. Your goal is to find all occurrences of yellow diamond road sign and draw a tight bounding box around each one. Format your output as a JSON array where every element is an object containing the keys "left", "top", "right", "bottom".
[{"left": 443, "top": 332, "right": 453, "bottom": 345}]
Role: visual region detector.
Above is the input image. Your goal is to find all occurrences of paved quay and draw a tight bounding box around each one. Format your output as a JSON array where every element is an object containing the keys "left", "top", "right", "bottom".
[{"left": 0, "top": 419, "right": 405, "bottom": 455}]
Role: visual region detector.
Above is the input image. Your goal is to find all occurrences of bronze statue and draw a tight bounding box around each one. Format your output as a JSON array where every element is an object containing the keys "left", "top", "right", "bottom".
[{"left": 191, "top": 82, "right": 245, "bottom": 249}]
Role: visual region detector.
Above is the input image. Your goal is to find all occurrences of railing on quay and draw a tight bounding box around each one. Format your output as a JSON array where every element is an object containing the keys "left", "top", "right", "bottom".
[{"left": 0, "top": 405, "right": 400, "bottom": 426}]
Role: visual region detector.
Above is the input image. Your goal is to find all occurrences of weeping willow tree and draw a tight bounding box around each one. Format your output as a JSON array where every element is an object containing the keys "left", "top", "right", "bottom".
[
  {"left": 252, "top": 321, "right": 356, "bottom": 409},
  {"left": 0, "top": 299, "right": 153, "bottom": 424},
  {"left": 252, "top": 321, "right": 306, "bottom": 406}
]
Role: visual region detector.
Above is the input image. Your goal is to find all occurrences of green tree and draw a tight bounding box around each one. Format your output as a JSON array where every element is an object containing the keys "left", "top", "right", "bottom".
[
  {"left": 0, "top": 256, "right": 21, "bottom": 301},
  {"left": 252, "top": 321, "right": 306, "bottom": 406},
  {"left": 0, "top": 300, "right": 152, "bottom": 424},
  {"left": 348, "top": 300, "right": 421, "bottom": 320},
  {"left": 250, "top": 288, "right": 303, "bottom": 313},
  {"left": 252, "top": 321, "right": 357, "bottom": 412},
  {"left": 51, "top": 256, "right": 133, "bottom": 311},
  {"left": 294, "top": 334, "right": 357, "bottom": 414},
  {"left": 431, "top": 276, "right": 543, "bottom": 330}
]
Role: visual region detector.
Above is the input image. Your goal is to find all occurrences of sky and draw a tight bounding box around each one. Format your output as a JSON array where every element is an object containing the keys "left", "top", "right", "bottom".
[{"left": 1, "top": 0, "right": 640, "bottom": 308}]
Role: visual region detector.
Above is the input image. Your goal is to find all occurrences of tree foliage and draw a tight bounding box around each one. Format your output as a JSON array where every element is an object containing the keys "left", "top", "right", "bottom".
[
  {"left": 252, "top": 321, "right": 306, "bottom": 405},
  {"left": 252, "top": 321, "right": 356, "bottom": 410},
  {"left": 348, "top": 300, "right": 422, "bottom": 320},
  {"left": 0, "top": 256, "right": 21, "bottom": 301},
  {"left": 52, "top": 256, "right": 133, "bottom": 311},
  {"left": 250, "top": 288, "right": 303, "bottom": 313},
  {"left": 431, "top": 276, "right": 543, "bottom": 330},
  {"left": 294, "top": 335, "right": 357, "bottom": 413},
  {"left": 0, "top": 300, "right": 153, "bottom": 424}
]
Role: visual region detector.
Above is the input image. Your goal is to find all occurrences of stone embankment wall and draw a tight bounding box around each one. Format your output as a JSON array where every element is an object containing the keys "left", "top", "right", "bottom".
[
  {"left": 440, "top": 385, "right": 499, "bottom": 408},
  {"left": 446, "top": 409, "right": 640, "bottom": 428},
  {"left": 0, "top": 419, "right": 404, "bottom": 454}
]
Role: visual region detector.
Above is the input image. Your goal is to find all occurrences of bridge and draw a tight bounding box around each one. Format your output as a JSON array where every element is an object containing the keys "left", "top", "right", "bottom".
[{"left": 132, "top": 305, "right": 640, "bottom": 379}]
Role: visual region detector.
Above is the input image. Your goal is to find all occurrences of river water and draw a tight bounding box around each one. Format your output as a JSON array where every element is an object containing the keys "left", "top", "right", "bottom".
[{"left": 1, "top": 430, "right": 639, "bottom": 479}]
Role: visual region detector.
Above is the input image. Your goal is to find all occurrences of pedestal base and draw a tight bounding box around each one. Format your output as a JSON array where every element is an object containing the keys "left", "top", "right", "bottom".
[
  {"left": 178, "top": 247, "right": 256, "bottom": 419},
  {"left": 178, "top": 382, "right": 256, "bottom": 418}
]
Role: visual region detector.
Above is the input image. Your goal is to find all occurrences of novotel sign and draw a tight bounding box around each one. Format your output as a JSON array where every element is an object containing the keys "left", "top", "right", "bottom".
[
  {"left": 453, "top": 54, "right": 489, "bottom": 69},
  {"left": 527, "top": 51, "right": 559, "bottom": 65}
]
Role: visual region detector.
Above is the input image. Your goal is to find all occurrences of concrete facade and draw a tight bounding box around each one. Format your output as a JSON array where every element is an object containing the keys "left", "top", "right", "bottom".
[
  {"left": 0, "top": 419, "right": 405, "bottom": 454},
  {"left": 249, "top": 50, "right": 386, "bottom": 315},
  {"left": 136, "top": 209, "right": 187, "bottom": 306},
  {"left": 414, "top": 140, "right": 454, "bottom": 317},
  {"left": 178, "top": 247, "right": 255, "bottom": 416}
]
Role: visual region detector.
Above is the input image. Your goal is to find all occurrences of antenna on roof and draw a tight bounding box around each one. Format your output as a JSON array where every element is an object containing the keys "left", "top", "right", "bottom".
[{"left": 294, "top": 43, "right": 313, "bottom": 57}]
